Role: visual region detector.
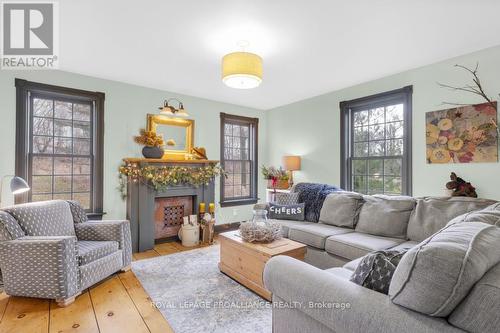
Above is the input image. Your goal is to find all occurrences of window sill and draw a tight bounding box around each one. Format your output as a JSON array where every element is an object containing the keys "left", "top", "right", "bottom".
[
  {"left": 220, "top": 198, "right": 258, "bottom": 207},
  {"left": 87, "top": 212, "right": 106, "bottom": 220}
]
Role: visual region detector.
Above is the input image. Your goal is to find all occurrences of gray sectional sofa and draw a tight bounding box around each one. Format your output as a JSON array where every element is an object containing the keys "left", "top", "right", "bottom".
[
  {"left": 263, "top": 192, "right": 500, "bottom": 333},
  {"left": 270, "top": 193, "right": 495, "bottom": 269}
]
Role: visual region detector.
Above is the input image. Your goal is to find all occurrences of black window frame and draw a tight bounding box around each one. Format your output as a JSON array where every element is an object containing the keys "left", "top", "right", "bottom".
[
  {"left": 15, "top": 78, "right": 105, "bottom": 215},
  {"left": 220, "top": 112, "right": 259, "bottom": 207},
  {"left": 340, "top": 86, "right": 413, "bottom": 196}
]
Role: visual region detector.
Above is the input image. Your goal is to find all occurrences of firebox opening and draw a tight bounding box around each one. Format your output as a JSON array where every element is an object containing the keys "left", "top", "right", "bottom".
[{"left": 154, "top": 196, "right": 195, "bottom": 241}]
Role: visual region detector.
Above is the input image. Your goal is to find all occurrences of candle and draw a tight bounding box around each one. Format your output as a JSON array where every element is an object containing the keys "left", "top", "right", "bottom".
[
  {"left": 209, "top": 203, "right": 215, "bottom": 214},
  {"left": 199, "top": 202, "right": 206, "bottom": 213}
]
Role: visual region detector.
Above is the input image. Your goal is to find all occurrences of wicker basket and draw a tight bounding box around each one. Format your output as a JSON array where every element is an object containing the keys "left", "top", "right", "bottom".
[{"left": 267, "top": 179, "right": 289, "bottom": 190}]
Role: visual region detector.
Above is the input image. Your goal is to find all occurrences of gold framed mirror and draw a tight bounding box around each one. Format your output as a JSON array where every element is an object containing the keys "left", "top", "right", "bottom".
[{"left": 146, "top": 114, "right": 194, "bottom": 160}]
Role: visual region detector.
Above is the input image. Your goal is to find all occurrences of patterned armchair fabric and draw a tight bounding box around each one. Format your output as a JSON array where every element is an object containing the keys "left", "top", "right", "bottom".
[
  {"left": 0, "top": 200, "right": 132, "bottom": 304},
  {"left": 4, "top": 200, "right": 76, "bottom": 236},
  {"left": 67, "top": 200, "right": 89, "bottom": 223},
  {"left": 77, "top": 240, "right": 119, "bottom": 265},
  {"left": 75, "top": 220, "right": 133, "bottom": 268},
  {"left": 0, "top": 236, "right": 79, "bottom": 299},
  {"left": 0, "top": 211, "right": 25, "bottom": 241}
]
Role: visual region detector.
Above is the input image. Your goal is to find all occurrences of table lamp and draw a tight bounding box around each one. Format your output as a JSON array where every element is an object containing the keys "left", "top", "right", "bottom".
[{"left": 282, "top": 156, "right": 301, "bottom": 188}]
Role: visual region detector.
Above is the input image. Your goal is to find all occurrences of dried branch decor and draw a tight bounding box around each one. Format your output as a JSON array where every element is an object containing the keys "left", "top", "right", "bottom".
[{"left": 438, "top": 63, "right": 498, "bottom": 132}]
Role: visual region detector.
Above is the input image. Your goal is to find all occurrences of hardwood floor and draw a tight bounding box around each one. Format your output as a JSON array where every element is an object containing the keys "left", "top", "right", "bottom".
[{"left": 0, "top": 238, "right": 218, "bottom": 333}]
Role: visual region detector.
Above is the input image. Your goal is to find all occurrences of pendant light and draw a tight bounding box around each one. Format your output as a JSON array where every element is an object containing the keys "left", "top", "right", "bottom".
[{"left": 222, "top": 41, "right": 262, "bottom": 89}]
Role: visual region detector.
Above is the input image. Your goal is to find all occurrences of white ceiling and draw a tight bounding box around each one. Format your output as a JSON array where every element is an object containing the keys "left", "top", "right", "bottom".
[{"left": 59, "top": 0, "right": 500, "bottom": 110}]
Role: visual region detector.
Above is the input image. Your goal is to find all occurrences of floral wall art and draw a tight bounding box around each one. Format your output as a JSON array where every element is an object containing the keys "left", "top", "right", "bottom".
[{"left": 426, "top": 102, "right": 498, "bottom": 164}]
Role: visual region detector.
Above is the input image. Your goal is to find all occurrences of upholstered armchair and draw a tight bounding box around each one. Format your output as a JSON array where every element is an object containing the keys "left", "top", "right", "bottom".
[{"left": 0, "top": 200, "right": 132, "bottom": 306}]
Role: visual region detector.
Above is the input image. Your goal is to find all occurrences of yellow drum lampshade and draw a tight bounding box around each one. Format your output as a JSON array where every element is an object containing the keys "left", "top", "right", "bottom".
[
  {"left": 282, "top": 156, "right": 301, "bottom": 171},
  {"left": 222, "top": 52, "right": 263, "bottom": 89}
]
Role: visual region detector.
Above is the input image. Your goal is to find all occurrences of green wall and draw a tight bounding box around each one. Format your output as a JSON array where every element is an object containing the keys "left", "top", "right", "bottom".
[
  {"left": 267, "top": 45, "right": 500, "bottom": 200},
  {"left": 0, "top": 70, "right": 267, "bottom": 223},
  {"left": 2, "top": 44, "right": 499, "bottom": 222}
]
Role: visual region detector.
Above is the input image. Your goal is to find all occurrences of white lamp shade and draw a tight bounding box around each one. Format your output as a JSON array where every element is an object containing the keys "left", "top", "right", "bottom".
[
  {"left": 10, "top": 176, "right": 30, "bottom": 194},
  {"left": 175, "top": 107, "right": 189, "bottom": 117},
  {"left": 160, "top": 106, "right": 175, "bottom": 115}
]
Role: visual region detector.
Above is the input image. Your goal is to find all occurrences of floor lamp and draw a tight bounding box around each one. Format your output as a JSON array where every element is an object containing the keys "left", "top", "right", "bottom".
[{"left": 0, "top": 176, "right": 30, "bottom": 207}]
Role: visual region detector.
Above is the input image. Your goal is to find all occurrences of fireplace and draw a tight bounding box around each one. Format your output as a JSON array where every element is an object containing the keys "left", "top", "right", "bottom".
[
  {"left": 125, "top": 158, "right": 216, "bottom": 252},
  {"left": 154, "top": 196, "right": 194, "bottom": 240}
]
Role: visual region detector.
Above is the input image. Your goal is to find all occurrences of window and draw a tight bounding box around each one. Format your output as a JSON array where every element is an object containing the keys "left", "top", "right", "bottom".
[
  {"left": 220, "top": 113, "right": 258, "bottom": 206},
  {"left": 340, "top": 86, "right": 412, "bottom": 195},
  {"left": 15, "top": 79, "right": 105, "bottom": 213}
]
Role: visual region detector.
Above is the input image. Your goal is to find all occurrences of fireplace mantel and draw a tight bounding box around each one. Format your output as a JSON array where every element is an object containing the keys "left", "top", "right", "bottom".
[
  {"left": 124, "top": 158, "right": 217, "bottom": 252},
  {"left": 123, "top": 158, "right": 219, "bottom": 164}
]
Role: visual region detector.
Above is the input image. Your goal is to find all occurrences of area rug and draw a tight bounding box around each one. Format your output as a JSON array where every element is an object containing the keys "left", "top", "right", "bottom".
[{"left": 132, "top": 245, "right": 272, "bottom": 333}]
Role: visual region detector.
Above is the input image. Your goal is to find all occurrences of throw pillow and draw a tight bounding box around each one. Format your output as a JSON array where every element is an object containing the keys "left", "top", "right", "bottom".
[
  {"left": 0, "top": 211, "right": 25, "bottom": 241},
  {"left": 407, "top": 196, "right": 497, "bottom": 242},
  {"left": 447, "top": 202, "right": 500, "bottom": 227},
  {"left": 389, "top": 222, "right": 500, "bottom": 317},
  {"left": 448, "top": 263, "right": 500, "bottom": 333},
  {"left": 355, "top": 195, "right": 416, "bottom": 239},
  {"left": 319, "top": 192, "right": 364, "bottom": 228},
  {"left": 275, "top": 192, "right": 300, "bottom": 205},
  {"left": 350, "top": 250, "right": 407, "bottom": 294},
  {"left": 66, "top": 200, "right": 89, "bottom": 223},
  {"left": 268, "top": 203, "right": 305, "bottom": 221}
]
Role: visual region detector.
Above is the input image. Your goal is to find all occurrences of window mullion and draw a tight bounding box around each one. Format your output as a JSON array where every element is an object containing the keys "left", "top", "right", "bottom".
[{"left": 51, "top": 98, "right": 55, "bottom": 200}]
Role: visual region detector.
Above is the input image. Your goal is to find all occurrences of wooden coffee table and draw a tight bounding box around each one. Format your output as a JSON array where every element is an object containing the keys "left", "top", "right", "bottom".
[{"left": 218, "top": 230, "right": 307, "bottom": 301}]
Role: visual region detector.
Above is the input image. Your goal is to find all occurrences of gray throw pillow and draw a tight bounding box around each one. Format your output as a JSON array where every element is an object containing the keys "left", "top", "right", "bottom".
[
  {"left": 268, "top": 203, "right": 305, "bottom": 221},
  {"left": 448, "top": 263, "right": 500, "bottom": 333},
  {"left": 350, "top": 250, "right": 407, "bottom": 294},
  {"left": 67, "top": 200, "right": 88, "bottom": 223},
  {"left": 276, "top": 192, "right": 300, "bottom": 205},
  {"left": 319, "top": 192, "right": 363, "bottom": 228},
  {"left": 447, "top": 202, "right": 500, "bottom": 227},
  {"left": 0, "top": 211, "right": 25, "bottom": 241},
  {"left": 355, "top": 195, "right": 416, "bottom": 239},
  {"left": 389, "top": 222, "right": 500, "bottom": 317},
  {"left": 407, "top": 196, "right": 497, "bottom": 242}
]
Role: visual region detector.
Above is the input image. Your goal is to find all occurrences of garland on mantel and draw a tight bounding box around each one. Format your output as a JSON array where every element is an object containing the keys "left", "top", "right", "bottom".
[{"left": 118, "top": 162, "right": 225, "bottom": 198}]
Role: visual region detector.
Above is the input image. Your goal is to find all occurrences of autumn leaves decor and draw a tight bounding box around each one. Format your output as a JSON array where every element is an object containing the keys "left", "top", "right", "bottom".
[{"left": 134, "top": 129, "right": 165, "bottom": 159}]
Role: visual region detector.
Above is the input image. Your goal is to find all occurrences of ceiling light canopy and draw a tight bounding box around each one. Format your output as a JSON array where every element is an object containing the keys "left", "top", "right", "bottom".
[{"left": 222, "top": 51, "right": 263, "bottom": 89}]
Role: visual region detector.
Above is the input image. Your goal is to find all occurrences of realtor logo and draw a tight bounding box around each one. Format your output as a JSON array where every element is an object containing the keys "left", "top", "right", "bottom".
[{"left": 1, "top": 1, "right": 59, "bottom": 69}]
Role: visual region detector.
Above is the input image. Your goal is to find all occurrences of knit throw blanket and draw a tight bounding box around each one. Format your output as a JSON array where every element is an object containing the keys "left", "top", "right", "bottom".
[{"left": 293, "top": 182, "right": 341, "bottom": 222}]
